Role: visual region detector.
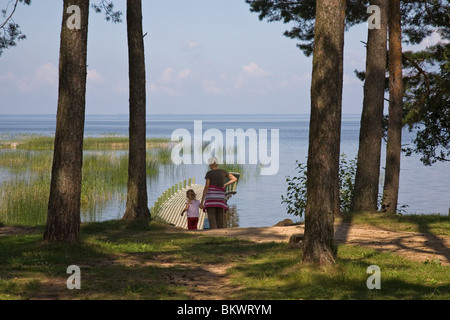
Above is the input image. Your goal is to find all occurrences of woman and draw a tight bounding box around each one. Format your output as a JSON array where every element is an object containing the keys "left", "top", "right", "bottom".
[{"left": 201, "top": 157, "right": 237, "bottom": 229}]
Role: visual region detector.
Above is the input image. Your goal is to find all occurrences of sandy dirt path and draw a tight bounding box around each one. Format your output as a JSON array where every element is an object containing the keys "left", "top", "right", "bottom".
[{"left": 199, "top": 222, "right": 450, "bottom": 266}]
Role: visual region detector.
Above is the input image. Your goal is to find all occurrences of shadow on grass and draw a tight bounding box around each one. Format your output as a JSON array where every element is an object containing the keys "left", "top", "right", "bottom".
[
  {"left": 229, "top": 244, "right": 450, "bottom": 300},
  {"left": 0, "top": 220, "right": 284, "bottom": 299},
  {"left": 336, "top": 212, "right": 450, "bottom": 265},
  {"left": 1, "top": 219, "right": 449, "bottom": 300}
]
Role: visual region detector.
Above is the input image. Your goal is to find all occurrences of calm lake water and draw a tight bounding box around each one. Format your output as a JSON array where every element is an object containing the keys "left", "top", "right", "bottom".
[{"left": 1, "top": 114, "right": 449, "bottom": 227}]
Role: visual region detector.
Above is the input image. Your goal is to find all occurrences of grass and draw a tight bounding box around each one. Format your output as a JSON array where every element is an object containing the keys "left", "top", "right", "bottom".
[
  {"left": 229, "top": 243, "right": 449, "bottom": 300},
  {"left": 339, "top": 211, "right": 450, "bottom": 236},
  {"left": 0, "top": 134, "right": 170, "bottom": 151},
  {"left": 1, "top": 136, "right": 448, "bottom": 300},
  {"left": 0, "top": 136, "right": 170, "bottom": 226},
  {"left": 0, "top": 217, "right": 448, "bottom": 300}
]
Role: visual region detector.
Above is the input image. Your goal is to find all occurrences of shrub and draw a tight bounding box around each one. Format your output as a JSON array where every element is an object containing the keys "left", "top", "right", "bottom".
[{"left": 281, "top": 154, "right": 356, "bottom": 217}]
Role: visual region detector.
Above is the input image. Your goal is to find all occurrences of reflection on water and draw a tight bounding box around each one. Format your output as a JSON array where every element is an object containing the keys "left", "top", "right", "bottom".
[
  {"left": 224, "top": 204, "right": 239, "bottom": 228},
  {"left": 1, "top": 114, "right": 450, "bottom": 227}
]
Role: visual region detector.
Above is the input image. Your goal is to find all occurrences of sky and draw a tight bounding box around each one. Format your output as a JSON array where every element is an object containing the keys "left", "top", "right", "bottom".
[{"left": 0, "top": 0, "right": 439, "bottom": 115}]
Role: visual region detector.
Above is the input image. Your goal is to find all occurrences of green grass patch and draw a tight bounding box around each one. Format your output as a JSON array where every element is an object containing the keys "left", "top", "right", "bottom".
[
  {"left": 0, "top": 150, "right": 161, "bottom": 226},
  {"left": 0, "top": 219, "right": 448, "bottom": 300},
  {"left": 228, "top": 243, "right": 449, "bottom": 299},
  {"left": 0, "top": 134, "right": 170, "bottom": 151},
  {"left": 0, "top": 135, "right": 172, "bottom": 226},
  {"left": 340, "top": 212, "right": 450, "bottom": 236}
]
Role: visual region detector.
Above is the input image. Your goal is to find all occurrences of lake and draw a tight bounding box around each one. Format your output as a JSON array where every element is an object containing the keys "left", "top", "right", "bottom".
[{"left": 0, "top": 114, "right": 449, "bottom": 227}]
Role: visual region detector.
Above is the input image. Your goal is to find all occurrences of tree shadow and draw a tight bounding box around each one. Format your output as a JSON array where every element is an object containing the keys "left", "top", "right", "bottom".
[
  {"left": 415, "top": 217, "right": 450, "bottom": 264},
  {"left": 334, "top": 212, "right": 354, "bottom": 245},
  {"left": 334, "top": 213, "right": 450, "bottom": 265}
]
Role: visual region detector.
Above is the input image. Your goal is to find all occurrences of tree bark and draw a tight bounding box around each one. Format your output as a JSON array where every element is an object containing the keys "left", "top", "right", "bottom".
[
  {"left": 302, "top": 0, "right": 346, "bottom": 265},
  {"left": 352, "top": 0, "right": 388, "bottom": 212},
  {"left": 44, "top": 0, "right": 89, "bottom": 242},
  {"left": 382, "top": 0, "right": 403, "bottom": 214},
  {"left": 123, "top": 0, "right": 151, "bottom": 220}
]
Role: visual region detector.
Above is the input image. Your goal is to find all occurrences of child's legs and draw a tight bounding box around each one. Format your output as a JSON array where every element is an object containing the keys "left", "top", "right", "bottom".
[{"left": 187, "top": 217, "right": 198, "bottom": 230}]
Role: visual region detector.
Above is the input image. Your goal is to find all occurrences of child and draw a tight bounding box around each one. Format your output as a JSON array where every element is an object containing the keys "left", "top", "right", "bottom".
[{"left": 181, "top": 189, "right": 202, "bottom": 230}]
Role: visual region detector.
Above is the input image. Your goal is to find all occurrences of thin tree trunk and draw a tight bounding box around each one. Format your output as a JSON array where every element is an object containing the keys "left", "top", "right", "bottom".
[
  {"left": 352, "top": 0, "right": 388, "bottom": 212},
  {"left": 302, "top": 0, "right": 346, "bottom": 265},
  {"left": 382, "top": 0, "right": 403, "bottom": 214},
  {"left": 123, "top": 0, "right": 151, "bottom": 220},
  {"left": 44, "top": 0, "right": 89, "bottom": 242}
]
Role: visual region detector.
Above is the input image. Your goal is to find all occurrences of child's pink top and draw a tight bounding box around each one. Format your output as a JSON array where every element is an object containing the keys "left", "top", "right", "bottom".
[{"left": 186, "top": 199, "right": 200, "bottom": 218}]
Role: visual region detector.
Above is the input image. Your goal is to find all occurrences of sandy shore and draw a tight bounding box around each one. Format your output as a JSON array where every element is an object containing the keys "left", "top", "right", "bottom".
[{"left": 198, "top": 222, "right": 450, "bottom": 266}]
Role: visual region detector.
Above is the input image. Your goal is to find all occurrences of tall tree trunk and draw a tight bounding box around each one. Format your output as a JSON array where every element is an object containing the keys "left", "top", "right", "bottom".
[
  {"left": 44, "top": 0, "right": 89, "bottom": 242},
  {"left": 123, "top": 0, "right": 151, "bottom": 220},
  {"left": 302, "top": 0, "right": 346, "bottom": 265},
  {"left": 382, "top": 0, "right": 403, "bottom": 213},
  {"left": 352, "top": 0, "right": 388, "bottom": 212}
]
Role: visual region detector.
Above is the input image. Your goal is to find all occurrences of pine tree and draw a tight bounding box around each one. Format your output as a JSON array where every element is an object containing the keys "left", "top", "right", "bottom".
[
  {"left": 302, "top": 0, "right": 346, "bottom": 265},
  {"left": 351, "top": 0, "right": 388, "bottom": 212},
  {"left": 44, "top": 0, "right": 90, "bottom": 242},
  {"left": 381, "top": 0, "right": 403, "bottom": 214},
  {"left": 122, "top": 0, "right": 151, "bottom": 220}
]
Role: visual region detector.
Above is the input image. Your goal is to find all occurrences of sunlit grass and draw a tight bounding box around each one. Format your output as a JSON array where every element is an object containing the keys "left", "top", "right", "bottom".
[
  {"left": 0, "top": 136, "right": 169, "bottom": 226},
  {"left": 0, "top": 220, "right": 448, "bottom": 300},
  {"left": 339, "top": 212, "right": 450, "bottom": 236},
  {"left": 0, "top": 134, "right": 170, "bottom": 151}
]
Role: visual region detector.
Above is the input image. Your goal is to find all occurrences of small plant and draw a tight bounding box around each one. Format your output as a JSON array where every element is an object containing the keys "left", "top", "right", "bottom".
[
  {"left": 423, "top": 258, "right": 441, "bottom": 266},
  {"left": 281, "top": 154, "right": 357, "bottom": 217}
]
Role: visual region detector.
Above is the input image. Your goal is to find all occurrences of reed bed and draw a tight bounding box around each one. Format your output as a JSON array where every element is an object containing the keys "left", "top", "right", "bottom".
[
  {"left": 0, "top": 136, "right": 169, "bottom": 226},
  {"left": 0, "top": 134, "right": 170, "bottom": 151}
]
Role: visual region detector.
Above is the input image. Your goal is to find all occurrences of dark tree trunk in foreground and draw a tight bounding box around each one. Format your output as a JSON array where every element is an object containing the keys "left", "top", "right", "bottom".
[
  {"left": 44, "top": 0, "right": 89, "bottom": 242},
  {"left": 123, "top": 0, "right": 151, "bottom": 220},
  {"left": 352, "top": 0, "right": 388, "bottom": 212},
  {"left": 302, "top": 0, "right": 346, "bottom": 265},
  {"left": 382, "top": 0, "right": 403, "bottom": 213}
]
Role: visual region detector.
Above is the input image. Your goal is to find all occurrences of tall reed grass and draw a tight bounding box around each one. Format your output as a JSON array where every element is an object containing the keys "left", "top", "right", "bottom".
[{"left": 0, "top": 136, "right": 169, "bottom": 226}]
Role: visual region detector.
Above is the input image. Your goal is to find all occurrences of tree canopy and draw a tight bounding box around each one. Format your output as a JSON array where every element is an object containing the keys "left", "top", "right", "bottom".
[
  {"left": 245, "top": 0, "right": 448, "bottom": 55},
  {"left": 0, "top": 0, "right": 122, "bottom": 56},
  {"left": 0, "top": 0, "right": 31, "bottom": 56},
  {"left": 246, "top": 0, "right": 450, "bottom": 165}
]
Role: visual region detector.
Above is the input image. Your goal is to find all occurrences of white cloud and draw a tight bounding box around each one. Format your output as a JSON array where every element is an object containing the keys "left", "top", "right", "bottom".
[
  {"left": 177, "top": 69, "right": 191, "bottom": 80},
  {"left": 158, "top": 67, "right": 174, "bottom": 83},
  {"left": 181, "top": 40, "right": 200, "bottom": 51},
  {"left": 35, "top": 63, "right": 58, "bottom": 86},
  {"left": 158, "top": 67, "right": 192, "bottom": 83},
  {"left": 87, "top": 69, "right": 104, "bottom": 84},
  {"left": 242, "top": 62, "right": 270, "bottom": 77},
  {"left": 150, "top": 67, "right": 193, "bottom": 96},
  {"left": 0, "top": 63, "right": 58, "bottom": 94},
  {"left": 202, "top": 79, "right": 222, "bottom": 95},
  {"left": 235, "top": 62, "right": 271, "bottom": 91},
  {"left": 149, "top": 83, "right": 180, "bottom": 96}
]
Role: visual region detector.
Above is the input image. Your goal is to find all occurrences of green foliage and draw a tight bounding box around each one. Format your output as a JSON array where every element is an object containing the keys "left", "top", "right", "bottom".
[
  {"left": 0, "top": 0, "right": 31, "bottom": 56},
  {"left": 281, "top": 161, "right": 307, "bottom": 217},
  {"left": 91, "top": 1, "right": 123, "bottom": 24},
  {"left": 281, "top": 154, "right": 356, "bottom": 217},
  {"left": 245, "top": 0, "right": 369, "bottom": 56},
  {"left": 1, "top": 0, "right": 122, "bottom": 56},
  {"left": 403, "top": 42, "right": 450, "bottom": 165},
  {"left": 246, "top": 0, "right": 448, "bottom": 56}
]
